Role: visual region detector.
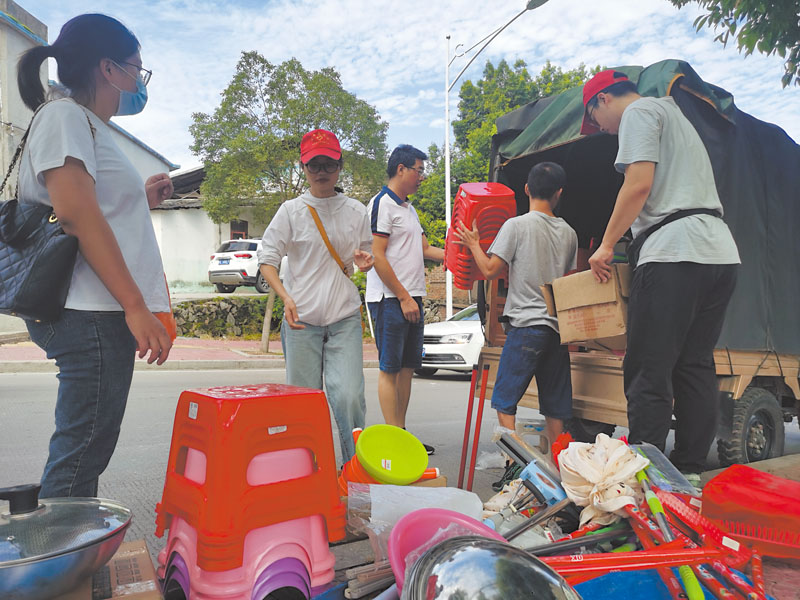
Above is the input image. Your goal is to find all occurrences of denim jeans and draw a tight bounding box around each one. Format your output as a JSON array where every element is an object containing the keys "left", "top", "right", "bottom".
[
  {"left": 367, "top": 297, "right": 424, "bottom": 373},
  {"left": 26, "top": 310, "right": 136, "bottom": 498},
  {"left": 491, "top": 324, "right": 572, "bottom": 420},
  {"left": 281, "top": 311, "right": 366, "bottom": 463}
]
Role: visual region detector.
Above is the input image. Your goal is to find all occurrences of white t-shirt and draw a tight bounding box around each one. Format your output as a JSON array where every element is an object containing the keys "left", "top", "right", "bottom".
[
  {"left": 258, "top": 191, "right": 372, "bottom": 327},
  {"left": 615, "top": 96, "right": 740, "bottom": 266},
  {"left": 365, "top": 186, "right": 426, "bottom": 302},
  {"left": 18, "top": 98, "right": 169, "bottom": 312}
]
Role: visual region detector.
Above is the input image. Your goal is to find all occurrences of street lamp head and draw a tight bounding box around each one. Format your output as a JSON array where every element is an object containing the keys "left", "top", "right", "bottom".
[{"left": 526, "top": 0, "right": 550, "bottom": 9}]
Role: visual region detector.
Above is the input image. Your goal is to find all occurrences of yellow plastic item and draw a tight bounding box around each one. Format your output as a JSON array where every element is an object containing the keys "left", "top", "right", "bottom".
[{"left": 355, "top": 424, "right": 428, "bottom": 485}]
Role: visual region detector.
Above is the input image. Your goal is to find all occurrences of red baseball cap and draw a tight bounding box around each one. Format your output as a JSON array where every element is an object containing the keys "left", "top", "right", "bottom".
[
  {"left": 300, "top": 129, "right": 342, "bottom": 163},
  {"left": 580, "top": 69, "right": 631, "bottom": 135}
]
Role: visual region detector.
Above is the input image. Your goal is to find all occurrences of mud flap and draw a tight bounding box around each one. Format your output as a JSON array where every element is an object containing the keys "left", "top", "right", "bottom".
[{"left": 716, "top": 390, "right": 735, "bottom": 440}]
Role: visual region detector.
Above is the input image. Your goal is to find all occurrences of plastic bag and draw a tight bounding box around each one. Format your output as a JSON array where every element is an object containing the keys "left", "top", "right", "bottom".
[
  {"left": 475, "top": 450, "right": 506, "bottom": 470},
  {"left": 347, "top": 483, "right": 483, "bottom": 561}
]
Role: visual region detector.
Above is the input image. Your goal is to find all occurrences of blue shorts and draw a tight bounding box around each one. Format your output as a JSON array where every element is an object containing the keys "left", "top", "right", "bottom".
[
  {"left": 491, "top": 325, "right": 572, "bottom": 420},
  {"left": 368, "top": 297, "right": 424, "bottom": 373}
]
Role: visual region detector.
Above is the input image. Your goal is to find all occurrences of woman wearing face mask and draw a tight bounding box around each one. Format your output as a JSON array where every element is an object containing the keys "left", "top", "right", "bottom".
[
  {"left": 258, "top": 129, "right": 374, "bottom": 463},
  {"left": 16, "top": 14, "right": 173, "bottom": 498}
]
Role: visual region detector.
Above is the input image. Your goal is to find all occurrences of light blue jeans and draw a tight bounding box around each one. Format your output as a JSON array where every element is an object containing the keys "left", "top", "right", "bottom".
[
  {"left": 281, "top": 310, "right": 366, "bottom": 463},
  {"left": 26, "top": 310, "right": 136, "bottom": 498}
]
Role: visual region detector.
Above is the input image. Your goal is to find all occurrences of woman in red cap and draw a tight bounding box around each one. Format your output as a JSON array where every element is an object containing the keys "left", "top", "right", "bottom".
[{"left": 258, "top": 129, "right": 373, "bottom": 463}]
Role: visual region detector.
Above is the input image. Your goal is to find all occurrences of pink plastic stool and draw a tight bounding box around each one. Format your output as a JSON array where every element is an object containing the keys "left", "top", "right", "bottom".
[{"left": 157, "top": 440, "right": 335, "bottom": 599}]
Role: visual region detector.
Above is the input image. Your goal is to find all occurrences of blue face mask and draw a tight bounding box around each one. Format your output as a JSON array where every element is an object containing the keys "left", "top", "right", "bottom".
[
  {"left": 109, "top": 61, "right": 148, "bottom": 116},
  {"left": 114, "top": 76, "right": 148, "bottom": 116}
]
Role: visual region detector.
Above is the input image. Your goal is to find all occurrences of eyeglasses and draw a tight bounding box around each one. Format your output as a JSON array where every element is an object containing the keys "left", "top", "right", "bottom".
[
  {"left": 117, "top": 61, "right": 152, "bottom": 86},
  {"left": 405, "top": 165, "right": 425, "bottom": 178},
  {"left": 304, "top": 160, "right": 341, "bottom": 174}
]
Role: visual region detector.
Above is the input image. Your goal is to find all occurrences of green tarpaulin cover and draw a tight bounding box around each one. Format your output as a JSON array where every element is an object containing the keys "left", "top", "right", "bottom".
[{"left": 489, "top": 59, "right": 800, "bottom": 355}]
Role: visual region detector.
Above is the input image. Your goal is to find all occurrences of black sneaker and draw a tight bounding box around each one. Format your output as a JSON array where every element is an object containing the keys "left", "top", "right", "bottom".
[
  {"left": 491, "top": 461, "right": 523, "bottom": 492},
  {"left": 423, "top": 443, "right": 435, "bottom": 455}
]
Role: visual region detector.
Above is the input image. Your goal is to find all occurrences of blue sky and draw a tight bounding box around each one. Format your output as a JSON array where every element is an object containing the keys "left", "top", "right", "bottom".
[{"left": 27, "top": 0, "right": 800, "bottom": 172}]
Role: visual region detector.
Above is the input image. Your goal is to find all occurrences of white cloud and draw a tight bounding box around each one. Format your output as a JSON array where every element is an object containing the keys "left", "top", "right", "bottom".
[{"left": 28, "top": 0, "right": 800, "bottom": 171}]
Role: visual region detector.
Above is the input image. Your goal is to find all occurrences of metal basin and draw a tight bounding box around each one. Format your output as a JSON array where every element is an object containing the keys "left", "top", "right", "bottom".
[{"left": 402, "top": 535, "right": 582, "bottom": 600}]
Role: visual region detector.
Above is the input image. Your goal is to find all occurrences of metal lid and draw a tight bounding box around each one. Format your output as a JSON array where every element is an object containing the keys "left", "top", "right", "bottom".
[{"left": 0, "top": 484, "right": 131, "bottom": 567}]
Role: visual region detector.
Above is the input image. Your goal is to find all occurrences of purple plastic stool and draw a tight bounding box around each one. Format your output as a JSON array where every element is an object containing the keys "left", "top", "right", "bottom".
[
  {"left": 163, "top": 552, "right": 191, "bottom": 599},
  {"left": 251, "top": 557, "right": 310, "bottom": 599}
]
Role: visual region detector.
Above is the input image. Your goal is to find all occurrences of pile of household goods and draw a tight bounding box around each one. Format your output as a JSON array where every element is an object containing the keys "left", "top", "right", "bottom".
[
  {"left": 141, "top": 384, "right": 798, "bottom": 600},
  {"left": 351, "top": 432, "right": 798, "bottom": 600}
]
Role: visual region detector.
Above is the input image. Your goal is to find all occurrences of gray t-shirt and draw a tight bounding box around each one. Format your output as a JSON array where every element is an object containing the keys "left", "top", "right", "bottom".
[
  {"left": 615, "top": 96, "right": 740, "bottom": 266},
  {"left": 488, "top": 211, "right": 577, "bottom": 331}
]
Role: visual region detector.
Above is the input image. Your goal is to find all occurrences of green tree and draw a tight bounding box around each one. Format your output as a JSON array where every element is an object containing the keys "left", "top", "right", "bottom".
[
  {"left": 667, "top": 0, "right": 800, "bottom": 87},
  {"left": 190, "top": 52, "right": 388, "bottom": 224},
  {"left": 412, "top": 59, "right": 593, "bottom": 232}
]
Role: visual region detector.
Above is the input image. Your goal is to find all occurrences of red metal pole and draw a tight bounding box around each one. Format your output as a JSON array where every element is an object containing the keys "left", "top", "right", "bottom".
[
  {"left": 466, "top": 364, "right": 490, "bottom": 492},
  {"left": 457, "top": 365, "right": 479, "bottom": 489}
]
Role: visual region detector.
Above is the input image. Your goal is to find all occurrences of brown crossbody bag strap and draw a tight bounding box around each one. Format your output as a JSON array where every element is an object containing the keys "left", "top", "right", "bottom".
[{"left": 306, "top": 204, "right": 348, "bottom": 275}]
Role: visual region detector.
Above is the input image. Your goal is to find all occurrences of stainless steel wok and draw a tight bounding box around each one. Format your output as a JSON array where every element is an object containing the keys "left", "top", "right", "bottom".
[{"left": 0, "top": 484, "right": 131, "bottom": 600}]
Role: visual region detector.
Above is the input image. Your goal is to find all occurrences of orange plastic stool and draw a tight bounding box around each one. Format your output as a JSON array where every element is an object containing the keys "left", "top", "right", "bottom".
[{"left": 155, "top": 384, "right": 346, "bottom": 572}]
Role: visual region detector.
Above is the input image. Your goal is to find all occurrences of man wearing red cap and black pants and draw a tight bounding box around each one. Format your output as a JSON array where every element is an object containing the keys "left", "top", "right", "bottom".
[{"left": 582, "top": 70, "right": 740, "bottom": 484}]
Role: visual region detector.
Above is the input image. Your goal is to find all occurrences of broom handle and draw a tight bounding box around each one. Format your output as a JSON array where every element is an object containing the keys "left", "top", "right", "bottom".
[{"left": 636, "top": 470, "right": 704, "bottom": 600}]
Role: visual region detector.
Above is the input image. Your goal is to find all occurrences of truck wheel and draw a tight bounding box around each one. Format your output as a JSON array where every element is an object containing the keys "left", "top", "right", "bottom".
[
  {"left": 717, "top": 387, "right": 785, "bottom": 466},
  {"left": 566, "top": 418, "right": 616, "bottom": 443}
]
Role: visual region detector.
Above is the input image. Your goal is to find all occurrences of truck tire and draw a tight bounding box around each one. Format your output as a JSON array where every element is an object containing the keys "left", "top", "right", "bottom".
[
  {"left": 717, "top": 386, "right": 785, "bottom": 466},
  {"left": 566, "top": 418, "right": 616, "bottom": 443}
]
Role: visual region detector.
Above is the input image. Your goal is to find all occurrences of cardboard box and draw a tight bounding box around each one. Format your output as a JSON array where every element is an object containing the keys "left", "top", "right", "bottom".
[
  {"left": 542, "top": 264, "right": 631, "bottom": 351},
  {"left": 56, "top": 539, "right": 162, "bottom": 600},
  {"left": 409, "top": 474, "right": 447, "bottom": 487}
]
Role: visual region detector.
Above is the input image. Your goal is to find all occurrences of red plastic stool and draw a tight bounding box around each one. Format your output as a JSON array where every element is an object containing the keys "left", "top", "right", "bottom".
[
  {"left": 445, "top": 182, "right": 516, "bottom": 289},
  {"left": 155, "top": 384, "right": 346, "bottom": 572}
]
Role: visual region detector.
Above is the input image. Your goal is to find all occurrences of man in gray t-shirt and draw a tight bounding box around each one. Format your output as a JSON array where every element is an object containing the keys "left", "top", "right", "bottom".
[
  {"left": 456, "top": 163, "right": 577, "bottom": 448},
  {"left": 582, "top": 70, "right": 740, "bottom": 479}
]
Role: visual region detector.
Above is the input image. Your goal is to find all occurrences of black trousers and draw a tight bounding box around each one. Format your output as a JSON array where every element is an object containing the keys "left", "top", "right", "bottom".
[{"left": 624, "top": 262, "right": 738, "bottom": 473}]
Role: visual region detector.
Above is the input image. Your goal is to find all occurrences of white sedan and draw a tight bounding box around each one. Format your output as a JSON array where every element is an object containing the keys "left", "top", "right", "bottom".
[{"left": 416, "top": 304, "right": 484, "bottom": 376}]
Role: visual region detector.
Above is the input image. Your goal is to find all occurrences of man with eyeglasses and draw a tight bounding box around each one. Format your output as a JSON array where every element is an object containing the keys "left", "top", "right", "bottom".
[
  {"left": 366, "top": 145, "right": 444, "bottom": 454},
  {"left": 581, "top": 69, "right": 740, "bottom": 485}
]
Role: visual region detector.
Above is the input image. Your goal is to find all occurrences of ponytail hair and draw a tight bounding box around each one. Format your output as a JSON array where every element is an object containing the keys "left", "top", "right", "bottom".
[
  {"left": 17, "top": 14, "right": 140, "bottom": 111},
  {"left": 17, "top": 45, "right": 55, "bottom": 111}
]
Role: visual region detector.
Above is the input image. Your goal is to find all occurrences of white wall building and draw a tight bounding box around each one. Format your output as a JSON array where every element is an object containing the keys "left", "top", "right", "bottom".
[{"left": 156, "top": 166, "right": 270, "bottom": 287}]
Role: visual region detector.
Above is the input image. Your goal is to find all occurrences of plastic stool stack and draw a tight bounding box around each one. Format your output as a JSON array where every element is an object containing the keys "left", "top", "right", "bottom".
[
  {"left": 155, "top": 384, "right": 346, "bottom": 600},
  {"left": 444, "top": 182, "right": 517, "bottom": 289}
]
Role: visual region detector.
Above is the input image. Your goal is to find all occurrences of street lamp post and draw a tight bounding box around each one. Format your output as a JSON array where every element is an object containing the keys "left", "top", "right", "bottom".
[{"left": 443, "top": 0, "right": 550, "bottom": 319}]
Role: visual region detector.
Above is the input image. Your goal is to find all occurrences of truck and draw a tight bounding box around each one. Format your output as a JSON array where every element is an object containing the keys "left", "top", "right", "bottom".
[{"left": 475, "top": 59, "right": 800, "bottom": 466}]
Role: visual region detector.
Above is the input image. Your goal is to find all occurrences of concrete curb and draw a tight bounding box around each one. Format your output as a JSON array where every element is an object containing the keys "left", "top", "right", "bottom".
[{"left": 0, "top": 359, "right": 382, "bottom": 374}]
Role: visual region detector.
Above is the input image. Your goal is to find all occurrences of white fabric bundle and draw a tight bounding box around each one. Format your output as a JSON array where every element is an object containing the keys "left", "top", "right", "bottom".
[{"left": 559, "top": 433, "right": 650, "bottom": 526}]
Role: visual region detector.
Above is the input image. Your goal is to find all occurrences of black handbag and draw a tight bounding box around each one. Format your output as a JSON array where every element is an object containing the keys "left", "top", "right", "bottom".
[{"left": 0, "top": 103, "right": 93, "bottom": 321}]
